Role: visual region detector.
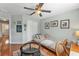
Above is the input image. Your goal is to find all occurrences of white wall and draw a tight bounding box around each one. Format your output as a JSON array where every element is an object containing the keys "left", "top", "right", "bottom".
[
  {"left": 10, "top": 15, "right": 23, "bottom": 44},
  {"left": 10, "top": 15, "right": 39, "bottom": 44},
  {"left": 0, "top": 11, "right": 9, "bottom": 20},
  {"left": 40, "top": 9, "right": 79, "bottom": 42}
]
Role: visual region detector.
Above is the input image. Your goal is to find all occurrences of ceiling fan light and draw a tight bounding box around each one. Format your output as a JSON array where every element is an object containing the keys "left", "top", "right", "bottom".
[{"left": 35, "top": 10, "right": 41, "bottom": 15}]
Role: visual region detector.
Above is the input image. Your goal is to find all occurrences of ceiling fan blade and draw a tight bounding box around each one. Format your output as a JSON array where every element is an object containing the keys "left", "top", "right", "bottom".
[
  {"left": 39, "top": 3, "right": 44, "bottom": 7},
  {"left": 39, "top": 13, "right": 42, "bottom": 17},
  {"left": 30, "top": 12, "right": 35, "bottom": 15},
  {"left": 35, "top": 3, "right": 44, "bottom": 10},
  {"left": 24, "top": 7, "right": 35, "bottom": 10},
  {"left": 41, "top": 10, "right": 51, "bottom": 13}
]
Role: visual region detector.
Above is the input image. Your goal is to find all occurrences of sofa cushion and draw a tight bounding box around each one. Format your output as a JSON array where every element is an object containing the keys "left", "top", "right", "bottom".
[
  {"left": 33, "top": 38, "right": 43, "bottom": 43},
  {"left": 33, "top": 34, "right": 48, "bottom": 43},
  {"left": 40, "top": 39, "right": 56, "bottom": 49}
]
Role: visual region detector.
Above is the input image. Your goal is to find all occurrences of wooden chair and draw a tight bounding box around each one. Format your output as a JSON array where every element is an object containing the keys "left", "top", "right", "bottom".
[
  {"left": 55, "top": 39, "right": 69, "bottom": 56},
  {"left": 62, "top": 39, "right": 70, "bottom": 55}
]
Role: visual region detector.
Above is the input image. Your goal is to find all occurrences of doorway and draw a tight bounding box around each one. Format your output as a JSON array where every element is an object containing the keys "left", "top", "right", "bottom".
[{"left": 0, "top": 20, "right": 10, "bottom": 56}]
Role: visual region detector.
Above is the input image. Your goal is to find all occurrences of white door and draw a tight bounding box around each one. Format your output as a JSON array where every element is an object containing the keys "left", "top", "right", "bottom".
[{"left": 23, "top": 20, "right": 38, "bottom": 43}]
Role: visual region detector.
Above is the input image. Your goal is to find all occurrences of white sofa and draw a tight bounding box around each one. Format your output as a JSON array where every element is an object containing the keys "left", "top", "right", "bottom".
[
  {"left": 33, "top": 34, "right": 57, "bottom": 52},
  {"left": 33, "top": 34, "right": 72, "bottom": 53}
]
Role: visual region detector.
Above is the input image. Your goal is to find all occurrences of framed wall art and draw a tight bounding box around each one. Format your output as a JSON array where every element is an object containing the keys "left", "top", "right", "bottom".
[
  {"left": 50, "top": 20, "right": 58, "bottom": 27},
  {"left": 16, "top": 25, "right": 22, "bottom": 32},
  {"left": 60, "top": 19, "right": 70, "bottom": 29},
  {"left": 44, "top": 22, "right": 50, "bottom": 29},
  {"left": 24, "top": 24, "right": 27, "bottom": 31},
  {"left": 16, "top": 21, "right": 22, "bottom": 32}
]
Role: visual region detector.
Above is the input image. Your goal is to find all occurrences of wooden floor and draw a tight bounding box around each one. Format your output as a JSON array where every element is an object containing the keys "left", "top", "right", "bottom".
[
  {"left": 0, "top": 44, "right": 56, "bottom": 56},
  {"left": 0, "top": 35, "right": 69, "bottom": 56},
  {"left": 0, "top": 35, "right": 56, "bottom": 56}
]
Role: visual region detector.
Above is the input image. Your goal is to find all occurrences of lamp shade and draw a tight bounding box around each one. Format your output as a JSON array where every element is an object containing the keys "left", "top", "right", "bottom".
[{"left": 75, "top": 31, "right": 79, "bottom": 38}]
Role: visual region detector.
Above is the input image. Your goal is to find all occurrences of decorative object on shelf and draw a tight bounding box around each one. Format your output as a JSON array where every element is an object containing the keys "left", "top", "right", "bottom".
[
  {"left": 44, "top": 22, "right": 50, "bottom": 29},
  {"left": 24, "top": 24, "right": 26, "bottom": 31},
  {"left": 75, "top": 31, "right": 79, "bottom": 45},
  {"left": 50, "top": 20, "right": 58, "bottom": 27},
  {"left": 60, "top": 19, "right": 70, "bottom": 29},
  {"left": 16, "top": 25, "right": 22, "bottom": 32}
]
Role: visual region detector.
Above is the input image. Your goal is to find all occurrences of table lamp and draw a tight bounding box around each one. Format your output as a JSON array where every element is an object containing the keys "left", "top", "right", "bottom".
[{"left": 75, "top": 31, "right": 79, "bottom": 45}]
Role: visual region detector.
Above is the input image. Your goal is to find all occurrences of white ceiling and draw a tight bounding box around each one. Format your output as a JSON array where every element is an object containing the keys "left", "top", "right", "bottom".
[{"left": 0, "top": 3, "right": 79, "bottom": 19}]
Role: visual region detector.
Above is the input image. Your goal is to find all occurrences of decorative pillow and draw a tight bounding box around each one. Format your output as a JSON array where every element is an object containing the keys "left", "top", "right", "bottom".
[
  {"left": 35, "top": 34, "right": 40, "bottom": 39},
  {"left": 39, "top": 35, "right": 45, "bottom": 40},
  {"left": 34, "top": 35, "right": 43, "bottom": 43},
  {"left": 44, "top": 34, "right": 48, "bottom": 39},
  {"left": 39, "top": 34, "right": 48, "bottom": 40},
  {"left": 33, "top": 34, "right": 48, "bottom": 43}
]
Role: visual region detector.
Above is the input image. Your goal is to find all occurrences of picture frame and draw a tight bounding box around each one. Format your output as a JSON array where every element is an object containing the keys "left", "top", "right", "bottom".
[
  {"left": 44, "top": 22, "right": 50, "bottom": 29},
  {"left": 50, "top": 20, "right": 58, "bottom": 27},
  {"left": 60, "top": 19, "right": 70, "bottom": 29},
  {"left": 24, "top": 24, "right": 27, "bottom": 31},
  {"left": 16, "top": 25, "right": 22, "bottom": 32}
]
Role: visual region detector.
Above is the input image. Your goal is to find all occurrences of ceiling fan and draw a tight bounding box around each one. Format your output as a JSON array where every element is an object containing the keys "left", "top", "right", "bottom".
[{"left": 24, "top": 3, "right": 51, "bottom": 17}]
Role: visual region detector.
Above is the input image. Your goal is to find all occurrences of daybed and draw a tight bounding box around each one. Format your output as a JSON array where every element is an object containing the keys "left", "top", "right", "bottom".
[{"left": 33, "top": 34, "right": 72, "bottom": 55}]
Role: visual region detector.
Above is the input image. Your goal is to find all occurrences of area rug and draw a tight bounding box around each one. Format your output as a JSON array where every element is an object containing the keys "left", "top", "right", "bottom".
[
  {"left": 13, "top": 49, "right": 43, "bottom": 56},
  {"left": 13, "top": 50, "right": 21, "bottom": 56}
]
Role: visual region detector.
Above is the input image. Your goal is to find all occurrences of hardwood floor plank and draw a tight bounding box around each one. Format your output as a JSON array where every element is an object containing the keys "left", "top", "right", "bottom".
[{"left": 0, "top": 44, "right": 56, "bottom": 56}]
